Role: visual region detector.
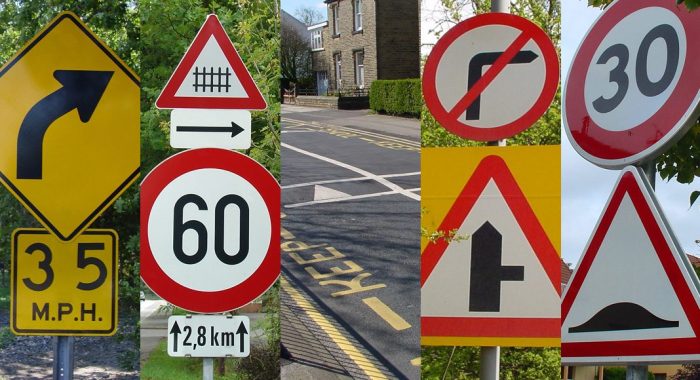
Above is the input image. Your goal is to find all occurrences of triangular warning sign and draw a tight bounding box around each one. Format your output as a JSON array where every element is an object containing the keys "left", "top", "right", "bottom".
[
  {"left": 421, "top": 155, "right": 560, "bottom": 347},
  {"left": 562, "top": 166, "right": 700, "bottom": 364},
  {"left": 156, "top": 14, "right": 267, "bottom": 110}
]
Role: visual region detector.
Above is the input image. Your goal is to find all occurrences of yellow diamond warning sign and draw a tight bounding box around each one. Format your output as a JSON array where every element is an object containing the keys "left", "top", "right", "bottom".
[
  {"left": 11, "top": 229, "right": 118, "bottom": 336},
  {"left": 0, "top": 12, "right": 139, "bottom": 241}
]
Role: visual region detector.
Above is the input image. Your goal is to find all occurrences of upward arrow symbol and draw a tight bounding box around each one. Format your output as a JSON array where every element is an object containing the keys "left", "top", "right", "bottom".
[
  {"left": 170, "top": 321, "right": 182, "bottom": 352},
  {"left": 16, "top": 70, "right": 113, "bottom": 179}
]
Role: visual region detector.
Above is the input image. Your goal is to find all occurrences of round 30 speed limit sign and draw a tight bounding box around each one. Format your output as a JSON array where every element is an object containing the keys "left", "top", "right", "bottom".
[
  {"left": 140, "top": 148, "right": 280, "bottom": 313},
  {"left": 564, "top": 0, "right": 700, "bottom": 168}
]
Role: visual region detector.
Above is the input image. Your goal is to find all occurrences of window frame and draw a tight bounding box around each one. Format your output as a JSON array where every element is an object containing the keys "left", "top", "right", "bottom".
[{"left": 353, "top": 0, "right": 363, "bottom": 32}]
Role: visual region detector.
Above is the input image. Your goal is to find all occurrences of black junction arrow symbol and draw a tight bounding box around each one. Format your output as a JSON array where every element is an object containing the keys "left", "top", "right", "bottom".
[
  {"left": 170, "top": 321, "right": 182, "bottom": 352},
  {"left": 16, "top": 70, "right": 113, "bottom": 180},
  {"left": 236, "top": 321, "right": 248, "bottom": 353},
  {"left": 176, "top": 122, "right": 245, "bottom": 138}
]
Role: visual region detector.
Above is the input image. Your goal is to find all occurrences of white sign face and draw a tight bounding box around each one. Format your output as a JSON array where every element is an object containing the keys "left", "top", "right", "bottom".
[
  {"left": 422, "top": 13, "right": 559, "bottom": 141},
  {"left": 170, "top": 109, "right": 251, "bottom": 149},
  {"left": 140, "top": 149, "right": 279, "bottom": 314},
  {"left": 563, "top": 1, "right": 700, "bottom": 168},
  {"left": 148, "top": 168, "right": 271, "bottom": 292},
  {"left": 167, "top": 315, "right": 250, "bottom": 357},
  {"left": 422, "top": 180, "right": 560, "bottom": 319},
  {"left": 562, "top": 166, "right": 700, "bottom": 364},
  {"left": 582, "top": 7, "right": 686, "bottom": 132}
]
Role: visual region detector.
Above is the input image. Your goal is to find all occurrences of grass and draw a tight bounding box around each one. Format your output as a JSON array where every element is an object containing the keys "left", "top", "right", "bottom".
[{"left": 140, "top": 340, "right": 245, "bottom": 380}]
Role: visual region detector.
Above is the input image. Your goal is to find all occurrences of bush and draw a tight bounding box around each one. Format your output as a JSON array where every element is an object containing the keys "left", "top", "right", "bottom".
[{"left": 369, "top": 79, "right": 421, "bottom": 117}]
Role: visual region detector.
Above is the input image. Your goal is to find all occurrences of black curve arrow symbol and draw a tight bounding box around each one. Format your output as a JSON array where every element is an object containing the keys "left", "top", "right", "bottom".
[
  {"left": 16, "top": 70, "right": 114, "bottom": 179},
  {"left": 176, "top": 122, "right": 245, "bottom": 138}
]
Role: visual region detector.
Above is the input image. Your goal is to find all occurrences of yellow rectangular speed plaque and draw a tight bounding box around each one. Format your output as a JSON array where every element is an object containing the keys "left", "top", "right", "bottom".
[{"left": 11, "top": 229, "right": 118, "bottom": 335}]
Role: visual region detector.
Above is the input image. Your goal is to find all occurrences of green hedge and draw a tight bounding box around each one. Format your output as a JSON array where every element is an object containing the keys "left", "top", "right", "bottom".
[{"left": 369, "top": 79, "right": 421, "bottom": 117}]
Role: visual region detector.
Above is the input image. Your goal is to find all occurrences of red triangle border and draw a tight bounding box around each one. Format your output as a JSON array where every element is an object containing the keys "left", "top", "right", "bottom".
[
  {"left": 155, "top": 14, "right": 267, "bottom": 110},
  {"left": 562, "top": 168, "right": 700, "bottom": 359},
  {"left": 421, "top": 155, "right": 560, "bottom": 340}
]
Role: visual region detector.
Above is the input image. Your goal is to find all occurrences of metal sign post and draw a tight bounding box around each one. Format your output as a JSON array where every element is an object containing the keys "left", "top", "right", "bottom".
[
  {"left": 626, "top": 163, "right": 655, "bottom": 380},
  {"left": 203, "top": 358, "right": 214, "bottom": 380},
  {"left": 481, "top": 2, "right": 507, "bottom": 380},
  {"left": 53, "top": 336, "right": 74, "bottom": 380}
]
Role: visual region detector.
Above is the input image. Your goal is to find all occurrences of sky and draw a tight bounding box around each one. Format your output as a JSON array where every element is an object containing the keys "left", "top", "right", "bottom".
[
  {"left": 279, "top": 0, "right": 700, "bottom": 265},
  {"left": 560, "top": 0, "right": 700, "bottom": 266},
  {"left": 281, "top": 0, "right": 327, "bottom": 19}
]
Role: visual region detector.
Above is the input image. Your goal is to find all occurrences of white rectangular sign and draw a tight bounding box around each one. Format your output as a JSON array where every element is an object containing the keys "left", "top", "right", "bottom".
[
  {"left": 170, "top": 108, "right": 251, "bottom": 149},
  {"left": 167, "top": 315, "right": 250, "bottom": 357}
]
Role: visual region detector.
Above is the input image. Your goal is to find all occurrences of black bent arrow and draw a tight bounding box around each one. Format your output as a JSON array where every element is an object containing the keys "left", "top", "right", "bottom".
[
  {"left": 465, "top": 50, "right": 538, "bottom": 120},
  {"left": 170, "top": 321, "right": 182, "bottom": 352},
  {"left": 176, "top": 122, "right": 245, "bottom": 138},
  {"left": 17, "top": 70, "right": 113, "bottom": 179},
  {"left": 236, "top": 321, "right": 248, "bottom": 353}
]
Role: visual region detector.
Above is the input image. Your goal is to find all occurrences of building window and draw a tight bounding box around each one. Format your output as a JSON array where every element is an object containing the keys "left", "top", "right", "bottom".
[
  {"left": 354, "top": 51, "right": 364, "bottom": 88},
  {"left": 334, "top": 53, "right": 342, "bottom": 89},
  {"left": 332, "top": 4, "right": 340, "bottom": 36},
  {"left": 353, "top": 0, "right": 362, "bottom": 31},
  {"left": 310, "top": 29, "right": 323, "bottom": 50}
]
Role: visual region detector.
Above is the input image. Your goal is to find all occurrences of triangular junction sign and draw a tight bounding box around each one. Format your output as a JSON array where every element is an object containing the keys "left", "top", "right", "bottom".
[
  {"left": 562, "top": 166, "right": 700, "bottom": 364},
  {"left": 156, "top": 14, "right": 267, "bottom": 110},
  {"left": 421, "top": 153, "right": 561, "bottom": 347}
]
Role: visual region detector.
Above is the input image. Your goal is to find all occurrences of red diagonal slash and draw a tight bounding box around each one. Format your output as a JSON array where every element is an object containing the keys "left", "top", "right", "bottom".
[{"left": 447, "top": 31, "right": 533, "bottom": 120}]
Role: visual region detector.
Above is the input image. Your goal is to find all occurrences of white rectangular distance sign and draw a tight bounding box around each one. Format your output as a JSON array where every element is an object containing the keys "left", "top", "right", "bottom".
[
  {"left": 170, "top": 108, "right": 251, "bottom": 149},
  {"left": 167, "top": 315, "right": 250, "bottom": 357}
]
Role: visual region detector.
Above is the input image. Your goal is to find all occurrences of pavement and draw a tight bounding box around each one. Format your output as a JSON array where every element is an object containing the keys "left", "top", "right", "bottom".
[{"left": 280, "top": 104, "right": 420, "bottom": 379}]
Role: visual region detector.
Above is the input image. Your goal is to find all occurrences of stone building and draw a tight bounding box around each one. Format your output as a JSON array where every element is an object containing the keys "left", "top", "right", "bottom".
[{"left": 309, "top": 0, "right": 420, "bottom": 95}]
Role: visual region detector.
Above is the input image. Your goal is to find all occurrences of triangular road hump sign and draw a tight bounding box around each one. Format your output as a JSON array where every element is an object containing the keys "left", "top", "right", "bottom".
[
  {"left": 421, "top": 150, "right": 561, "bottom": 347},
  {"left": 156, "top": 14, "right": 267, "bottom": 110},
  {"left": 562, "top": 166, "right": 700, "bottom": 364}
]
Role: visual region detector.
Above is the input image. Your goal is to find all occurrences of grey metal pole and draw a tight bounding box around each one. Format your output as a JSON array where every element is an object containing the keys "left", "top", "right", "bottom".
[
  {"left": 626, "top": 365, "right": 648, "bottom": 380},
  {"left": 626, "top": 162, "right": 655, "bottom": 379},
  {"left": 203, "top": 357, "right": 214, "bottom": 380},
  {"left": 491, "top": 0, "right": 510, "bottom": 13},
  {"left": 480, "top": 346, "right": 500, "bottom": 380},
  {"left": 480, "top": 2, "right": 510, "bottom": 379},
  {"left": 53, "top": 336, "right": 74, "bottom": 380}
]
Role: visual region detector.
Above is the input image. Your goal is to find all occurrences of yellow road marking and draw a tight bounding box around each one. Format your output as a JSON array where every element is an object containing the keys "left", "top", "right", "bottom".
[
  {"left": 362, "top": 297, "right": 411, "bottom": 331},
  {"left": 281, "top": 277, "right": 389, "bottom": 379},
  {"left": 411, "top": 357, "right": 421, "bottom": 366}
]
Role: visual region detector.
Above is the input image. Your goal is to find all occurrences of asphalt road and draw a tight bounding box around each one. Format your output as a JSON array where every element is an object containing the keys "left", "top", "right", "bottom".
[{"left": 280, "top": 105, "right": 420, "bottom": 379}]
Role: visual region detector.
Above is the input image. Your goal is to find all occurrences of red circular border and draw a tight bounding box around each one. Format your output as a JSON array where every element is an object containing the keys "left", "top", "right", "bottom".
[
  {"left": 564, "top": 0, "right": 700, "bottom": 166},
  {"left": 140, "top": 148, "right": 280, "bottom": 313},
  {"left": 423, "top": 13, "right": 560, "bottom": 141}
]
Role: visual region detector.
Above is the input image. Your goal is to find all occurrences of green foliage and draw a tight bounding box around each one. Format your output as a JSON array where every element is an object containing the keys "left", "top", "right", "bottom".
[
  {"left": 369, "top": 79, "right": 422, "bottom": 117},
  {"left": 421, "top": 0, "right": 561, "bottom": 147},
  {"left": 0, "top": 0, "right": 141, "bottom": 314},
  {"left": 421, "top": 346, "right": 561, "bottom": 379},
  {"left": 141, "top": 340, "right": 246, "bottom": 380},
  {"left": 672, "top": 364, "right": 700, "bottom": 380}
]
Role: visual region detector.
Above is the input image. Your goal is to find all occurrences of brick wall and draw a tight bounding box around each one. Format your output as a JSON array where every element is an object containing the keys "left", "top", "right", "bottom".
[
  {"left": 322, "top": 0, "right": 377, "bottom": 90},
  {"left": 376, "top": 0, "right": 420, "bottom": 80},
  {"left": 312, "top": 0, "right": 419, "bottom": 92}
]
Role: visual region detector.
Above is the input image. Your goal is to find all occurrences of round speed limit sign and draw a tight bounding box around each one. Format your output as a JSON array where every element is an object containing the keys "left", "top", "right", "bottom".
[
  {"left": 140, "top": 148, "right": 280, "bottom": 313},
  {"left": 564, "top": 0, "right": 700, "bottom": 168}
]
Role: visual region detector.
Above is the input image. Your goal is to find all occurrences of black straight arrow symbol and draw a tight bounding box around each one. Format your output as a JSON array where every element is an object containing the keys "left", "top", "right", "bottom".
[
  {"left": 17, "top": 70, "right": 113, "bottom": 179},
  {"left": 170, "top": 321, "right": 181, "bottom": 352},
  {"left": 176, "top": 122, "right": 245, "bottom": 138},
  {"left": 236, "top": 321, "right": 248, "bottom": 353}
]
